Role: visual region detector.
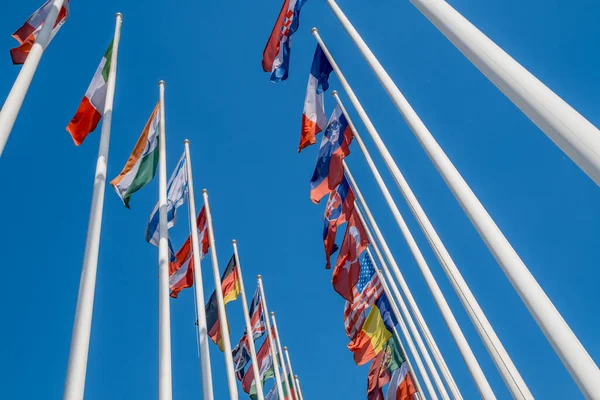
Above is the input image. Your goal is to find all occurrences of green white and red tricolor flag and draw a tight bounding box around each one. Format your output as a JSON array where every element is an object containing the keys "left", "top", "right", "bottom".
[
  {"left": 66, "top": 41, "right": 114, "bottom": 145},
  {"left": 110, "top": 104, "right": 160, "bottom": 208}
]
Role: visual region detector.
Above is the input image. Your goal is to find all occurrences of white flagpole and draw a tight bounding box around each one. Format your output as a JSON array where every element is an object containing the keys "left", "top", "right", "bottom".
[
  {"left": 343, "top": 151, "right": 491, "bottom": 396},
  {"left": 359, "top": 215, "right": 437, "bottom": 400},
  {"left": 334, "top": 92, "right": 530, "bottom": 399},
  {"left": 365, "top": 248, "right": 428, "bottom": 399},
  {"left": 322, "top": 2, "right": 600, "bottom": 395},
  {"left": 346, "top": 165, "right": 472, "bottom": 398},
  {"left": 157, "top": 81, "right": 173, "bottom": 400},
  {"left": 294, "top": 376, "right": 304, "bottom": 400},
  {"left": 202, "top": 189, "right": 239, "bottom": 400},
  {"left": 183, "top": 140, "right": 214, "bottom": 400},
  {"left": 409, "top": 0, "right": 600, "bottom": 187},
  {"left": 62, "top": 13, "right": 122, "bottom": 400},
  {"left": 283, "top": 347, "right": 300, "bottom": 400},
  {"left": 232, "top": 241, "right": 265, "bottom": 400},
  {"left": 257, "top": 276, "right": 285, "bottom": 400},
  {"left": 270, "top": 312, "right": 293, "bottom": 398},
  {"left": 0, "top": 0, "right": 66, "bottom": 157}
]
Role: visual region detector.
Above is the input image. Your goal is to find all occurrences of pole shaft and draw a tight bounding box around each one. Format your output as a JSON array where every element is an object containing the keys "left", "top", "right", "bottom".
[
  {"left": 294, "top": 376, "right": 304, "bottom": 400},
  {"left": 184, "top": 141, "right": 214, "bottom": 400},
  {"left": 284, "top": 348, "right": 300, "bottom": 400},
  {"left": 0, "top": 0, "right": 66, "bottom": 157},
  {"left": 257, "top": 277, "right": 285, "bottom": 399},
  {"left": 202, "top": 190, "right": 239, "bottom": 400},
  {"left": 411, "top": 0, "right": 600, "bottom": 187},
  {"left": 270, "top": 314, "right": 293, "bottom": 398},
  {"left": 326, "top": 0, "right": 600, "bottom": 396},
  {"left": 232, "top": 242, "right": 264, "bottom": 400},
  {"left": 157, "top": 81, "right": 173, "bottom": 400},
  {"left": 62, "top": 13, "right": 122, "bottom": 400}
]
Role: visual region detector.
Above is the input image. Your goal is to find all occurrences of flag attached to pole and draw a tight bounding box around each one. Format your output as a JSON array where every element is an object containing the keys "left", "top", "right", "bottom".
[
  {"left": 205, "top": 255, "right": 241, "bottom": 350},
  {"left": 344, "top": 252, "right": 383, "bottom": 340},
  {"left": 11, "top": 0, "right": 70, "bottom": 65},
  {"left": 232, "top": 335, "right": 252, "bottom": 381},
  {"left": 242, "top": 327, "right": 277, "bottom": 394},
  {"left": 66, "top": 41, "right": 113, "bottom": 145},
  {"left": 248, "top": 286, "right": 267, "bottom": 341},
  {"left": 323, "top": 176, "right": 355, "bottom": 269},
  {"left": 309, "top": 106, "right": 353, "bottom": 203},
  {"left": 333, "top": 210, "right": 370, "bottom": 301},
  {"left": 168, "top": 207, "right": 210, "bottom": 298},
  {"left": 299, "top": 45, "right": 333, "bottom": 152},
  {"left": 111, "top": 103, "right": 160, "bottom": 208},
  {"left": 262, "top": 0, "right": 307, "bottom": 82},
  {"left": 348, "top": 304, "right": 392, "bottom": 366},
  {"left": 367, "top": 336, "right": 407, "bottom": 400},
  {"left": 146, "top": 151, "right": 188, "bottom": 245},
  {"left": 387, "top": 363, "right": 417, "bottom": 400}
]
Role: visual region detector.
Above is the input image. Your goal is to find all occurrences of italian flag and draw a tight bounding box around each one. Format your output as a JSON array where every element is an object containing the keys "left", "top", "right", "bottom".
[
  {"left": 66, "top": 41, "right": 113, "bottom": 146},
  {"left": 110, "top": 104, "right": 160, "bottom": 208}
]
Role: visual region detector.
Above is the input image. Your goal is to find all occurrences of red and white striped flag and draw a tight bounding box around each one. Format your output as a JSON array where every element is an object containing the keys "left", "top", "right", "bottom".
[{"left": 10, "top": 0, "right": 70, "bottom": 65}]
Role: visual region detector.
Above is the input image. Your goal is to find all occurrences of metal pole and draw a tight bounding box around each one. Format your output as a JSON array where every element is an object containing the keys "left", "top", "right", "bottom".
[
  {"left": 283, "top": 347, "right": 301, "bottom": 400},
  {"left": 322, "top": 2, "right": 600, "bottom": 395},
  {"left": 257, "top": 276, "right": 285, "bottom": 399},
  {"left": 294, "top": 376, "right": 304, "bottom": 400},
  {"left": 334, "top": 90, "right": 528, "bottom": 399},
  {"left": 184, "top": 140, "right": 214, "bottom": 400},
  {"left": 232, "top": 241, "right": 264, "bottom": 400},
  {"left": 366, "top": 248, "right": 428, "bottom": 399},
  {"left": 409, "top": 0, "right": 600, "bottom": 187},
  {"left": 157, "top": 81, "right": 173, "bottom": 400},
  {"left": 345, "top": 162, "right": 490, "bottom": 398},
  {"left": 270, "top": 313, "right": 293, "bottom": 398},
  {"left": 0, "top": 0, "right": 66, "bottom": 157},
  {"left": 203, "top": 189, "right": 239, "bottom": 400},
  {"left": 63, "top": 13, "right": 122, "bottom": 400}
]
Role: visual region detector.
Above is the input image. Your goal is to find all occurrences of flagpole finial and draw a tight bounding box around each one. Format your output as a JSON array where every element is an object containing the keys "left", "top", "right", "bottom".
[
  {"left": 311, "top": 27, "right": 318, "bottom": 33},
  {"left": 284, "top": 346, "right": 288, "bottom": 351},
  {"left": 183, "top": 139, "right": 190, "bottom": 145},
  {"left": 116, "top": 12, "right": 123, "bottom": 20},
  {"left": 332, "top": 90, "right": 338, "bottom": 97},
  {"left": 158, "top": 80, "right": 165, "bottom": 87},
  {"left": 257, "top": 274, "right": 262, "bottom": 280},
  {"left": 270, "top": 311, "right": 275, "bottom": 317},
  {"left": 232, "top": 239, "right": 237, "bottom": 244},
  {"left": 202, "top": 189, "right": 208, "bottom": 194}
]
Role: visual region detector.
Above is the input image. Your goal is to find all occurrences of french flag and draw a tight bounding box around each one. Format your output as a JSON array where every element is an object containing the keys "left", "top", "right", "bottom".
[
  {"left": 322, "top": 176, "right": 355, "bottom": 269},
  {"left": 310, "top": 105, "right": 354, "bottom": 204},
  {"left": 262, "top": 0, "right": 307, "bottom": 83},
  {"left": 299, "top": 44, "right": 333, "bottom": 152}
]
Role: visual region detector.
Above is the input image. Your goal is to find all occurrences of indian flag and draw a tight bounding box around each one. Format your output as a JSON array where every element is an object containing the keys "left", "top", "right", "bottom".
[
  {"left": 110, "top": 104, "right": 160, "bottom": 208},
  {"left": 67, "top": 41, "right": 113, "bottom": 146}
]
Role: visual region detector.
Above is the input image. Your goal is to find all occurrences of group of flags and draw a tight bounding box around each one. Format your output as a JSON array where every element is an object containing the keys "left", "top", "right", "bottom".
[{"left": 260, "top": 1, "right": 420, "bottom": 397}]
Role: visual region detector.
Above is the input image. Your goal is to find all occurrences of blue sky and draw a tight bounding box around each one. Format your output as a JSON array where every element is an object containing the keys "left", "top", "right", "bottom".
[{"left": 0, "top": 0, "right": 599, "bottom": 399}]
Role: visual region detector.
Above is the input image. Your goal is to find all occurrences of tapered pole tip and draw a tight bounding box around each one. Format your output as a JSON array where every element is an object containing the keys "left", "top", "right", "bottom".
[
  {"left": 202, "top": 189, "right": 208, "bottom": 194},
  {"left": 270, "top": 311, "right": 275, "bottom": 316},
  {"left": 311, "top": 27, "right": 318, "bottom": 33},
  {"left": 257, "top": 274, "right": 262, "bottom": 280},
  {"left": 183, "top": 139, "right": 190, "bottom": 144},
  {"left": 158, "top": 80, "right": 166, "bottom": 87},
  {"left": 332, "top": 90, "right": 338, "bottom": 97},
  {"left": 232, "top": 239, "right": 237, "bottom": 244},
  {"left": 295, "top": 375, "right": 299, "bottom": 379},
  {"left": 284, "top": 346, "right": 288, "bottom": 351},
  {"left": 116, "top": 12, "right": 123, "bottom": 19}
]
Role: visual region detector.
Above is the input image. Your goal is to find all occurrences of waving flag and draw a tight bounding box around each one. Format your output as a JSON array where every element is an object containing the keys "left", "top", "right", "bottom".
[
  {"left": 299, "top": 45, "right": 333, "bottom": 152},
  {"left": 248, "top": 287, "right": 267, "bottom": 341},
  {"left": 242, "top": 327, "right": 277, "bottom": 393},
  {"left": 344, "top": 252, "right": 384, "bottom": 340},
  {"left": 168, "top": 207, "right": 209, "bottom": 298},
  {"left": 262, "top": 0, "right": 308, "bottom": 82},
  {"left": 387, "top": 363, "right": 417, "bottom": 400},
  {"left": 376, "top": 294, "right": 398, "bottom": 333},
  {"left": 348, "top": 304, "right": 392, "bottom": 366},
  {"left": 310, "top": 106, "right": 353, "bottom": 203},
  {"left": 233, "top": 335, "right": 252, "bottom": 381},
  {"left": 111, "top": 104, "right": 160, "bottom": 208},
  {"left": 11, "top": 0, "right": 70, "bottom": 65},
  {"left": 146, "top": 152, "right": 188, "bottom": 246},
  {"left": 333, "top": 210, "right": 370, "bottom": 301},
  {"left": 368, "top": 336, "right": 407, "bottom": 400},
  {"left": 323, "top": 176, "right": 355, "bottom": 269},
  {"left": 67, "top": 41, "right": 113, "bottom": 145}
]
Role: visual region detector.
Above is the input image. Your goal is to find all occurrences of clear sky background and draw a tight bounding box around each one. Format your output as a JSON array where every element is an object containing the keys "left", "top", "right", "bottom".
[{"left": 0, "top": 0, "right": 599, "bottom": 399}]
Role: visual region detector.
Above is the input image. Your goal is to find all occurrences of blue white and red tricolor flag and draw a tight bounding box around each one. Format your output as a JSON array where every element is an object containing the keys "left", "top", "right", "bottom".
[
  {"left": 299, "top": 45, "right": 333, "bottom": 152},
  {"left": 344, "top": 252, "right": 383, "bottom": 340},
  {"left": 262, "top": 0, "right": 308, "bottom": 83},
  {"left": 323, "top": 176, "right": 355, "bottom": 269},
  {"left": 310, "top": 105, "right": 353, "bottom": 204}
]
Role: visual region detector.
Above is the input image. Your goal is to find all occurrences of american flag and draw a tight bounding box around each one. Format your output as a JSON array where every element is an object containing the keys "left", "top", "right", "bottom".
[{"left": 344, "top": 251, "right": 383, "bottom": 340}]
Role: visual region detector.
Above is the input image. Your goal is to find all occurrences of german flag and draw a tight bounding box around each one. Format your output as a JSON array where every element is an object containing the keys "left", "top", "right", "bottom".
[{"left": 205, "top": 255, "right": 241, "bottom": 351}]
